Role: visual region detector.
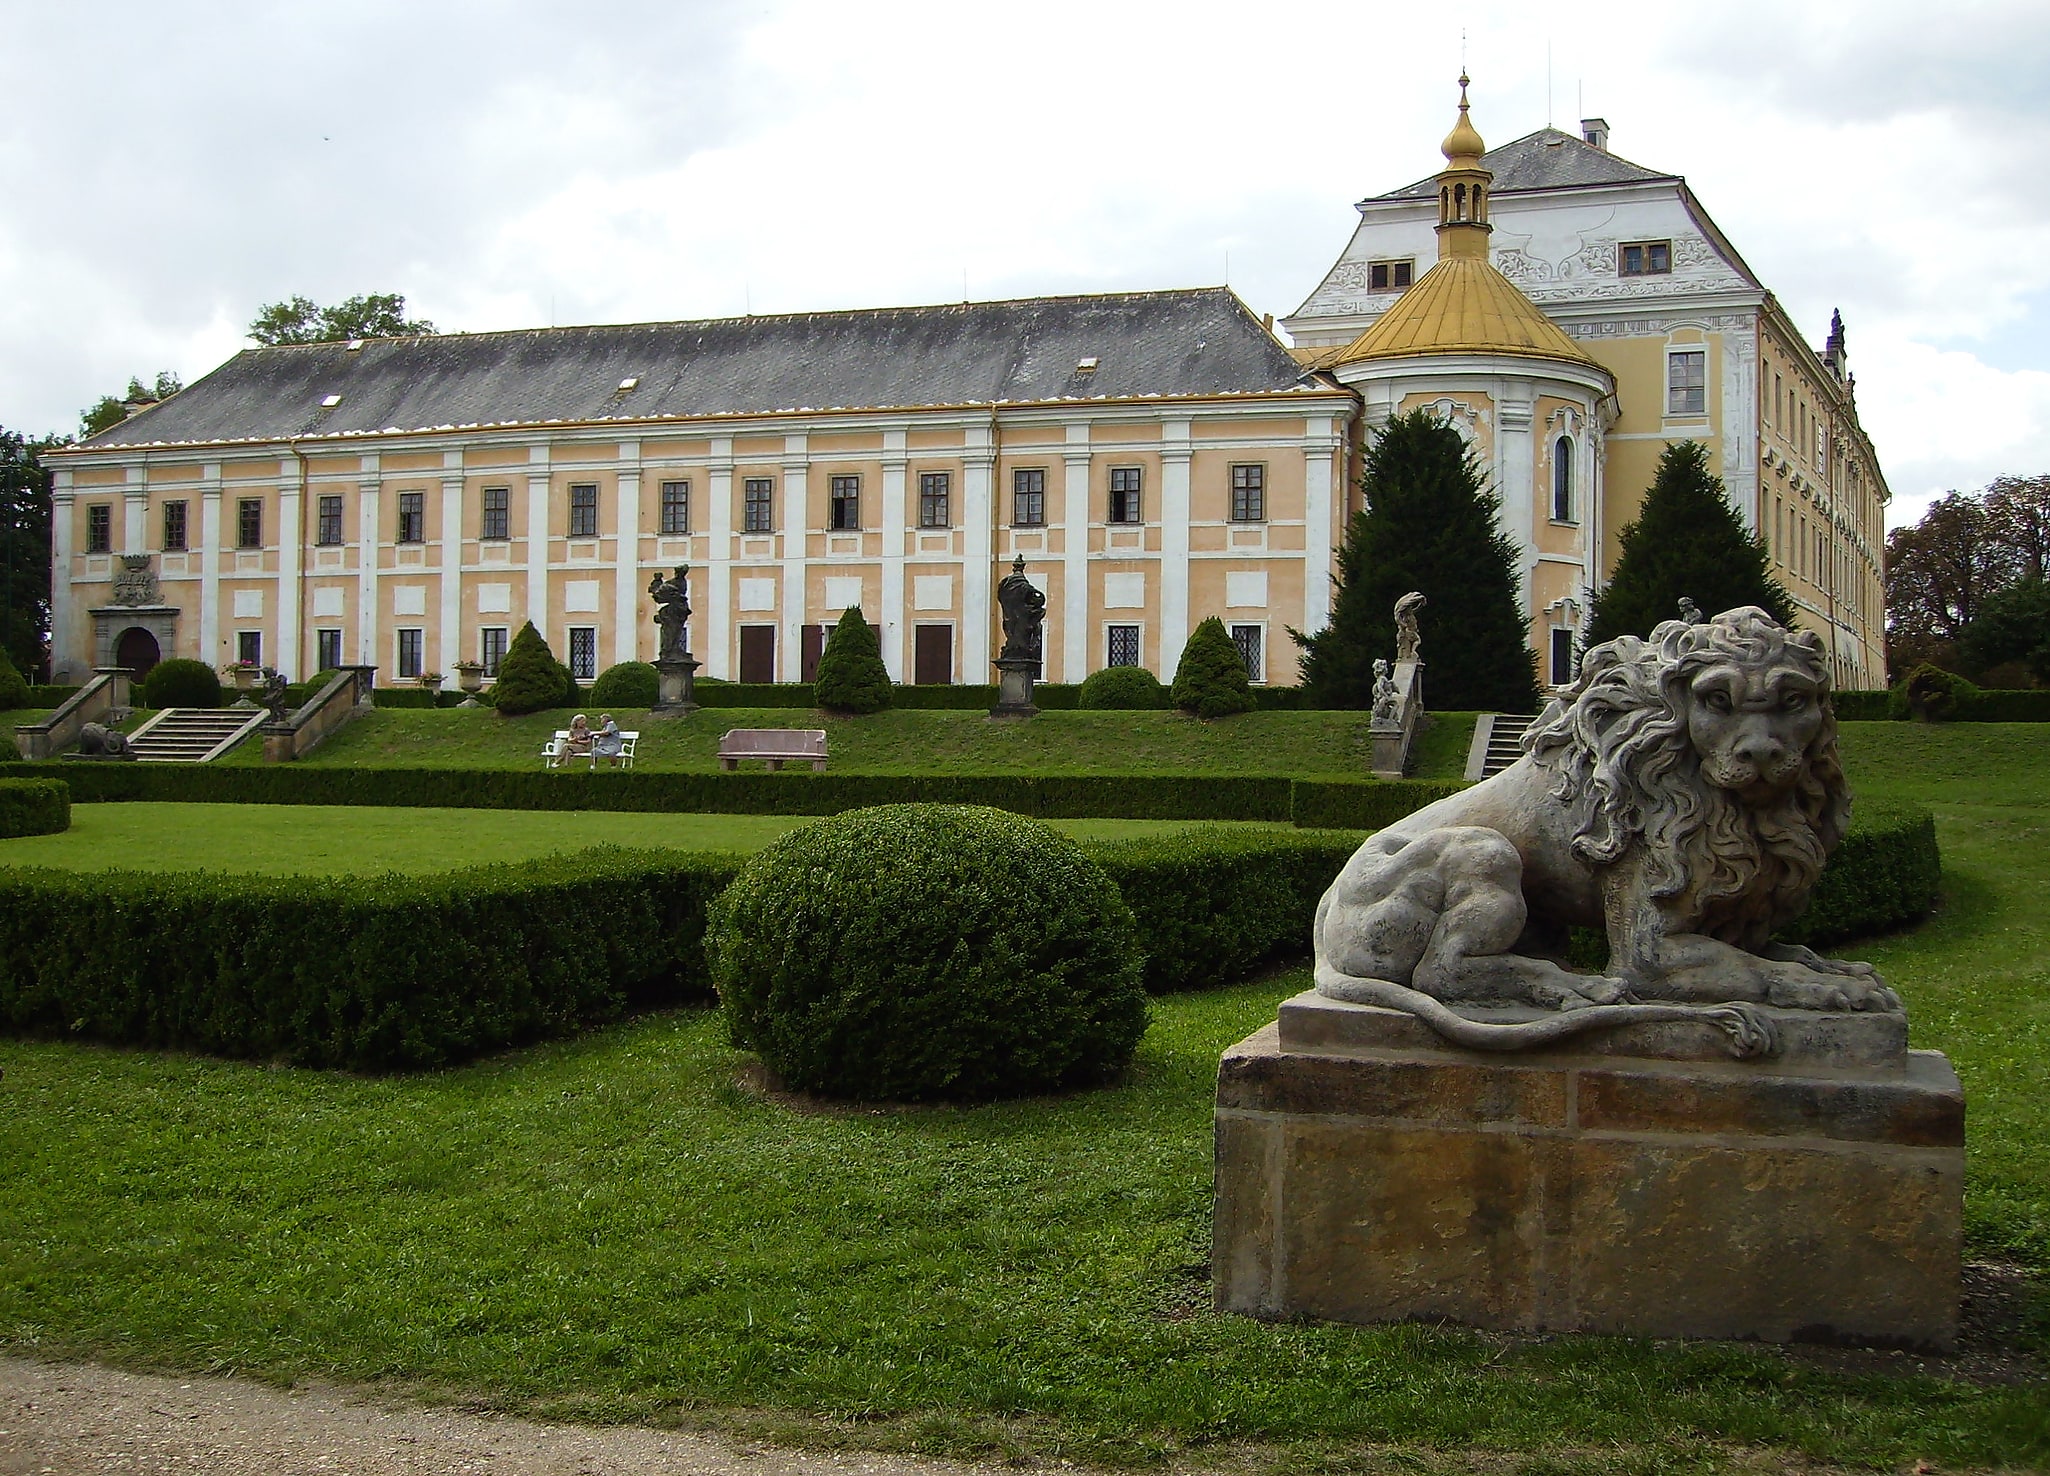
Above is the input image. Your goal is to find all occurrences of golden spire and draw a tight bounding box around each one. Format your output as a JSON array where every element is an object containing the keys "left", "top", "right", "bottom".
[{"left": 1440, "top": 71, "right": 1486, "bottom": 166}]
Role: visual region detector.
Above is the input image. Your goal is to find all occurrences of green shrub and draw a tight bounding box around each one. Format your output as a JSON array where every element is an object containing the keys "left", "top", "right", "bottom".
[
  {"left": 0, "top": 652, "right": 28, "bottom": 712},
  {"left": 1172, "top": 617, "right": 1257, "bottom": 719},
  {"left": 0, "top": 778, "right": 67, "bottom": 838},
  {"left": 1957, "top": 689, "right": 2050, "bottom": 721},
  {"left": 141, "top": 659, "right": 222, "bottom": 710},
  {"left": 26, "top": 685, "right": 80, "bottom": 708},
  {"left": 589, "top": 661, "right": 659, "bottom": 709},
  {"left": 0, "top": 848, "right": 730, "bottom": 1070},
  {"left": 1889, "top": 663, "right": 1979, "bottom": 722},
  {"left": 281, "top": 670, "right": 343, "bottom": 710},
  {"left": 492, "top": 622, "right": 570, "bottom": 716},
  {"left": 709, "top": 805, "right": 1148, "bottom": 1100},
  {"left": 1780, "top": 803, "right": 1942, "bottom": 947},
  {"left": 1077, "top": 665, "right": 1168, "bottom": 710},
  {"left": 1290, "top": 779, "right": 1466, "bottom": 831},
  {"left": 811, "top": 607, "right": 892, "bottom": 715},
  {"left": 0, "top": 733, "right": 19, "bottom": 763},
  {"left": 1831, "top": 690, "right": 1891, "bottom": 722}
]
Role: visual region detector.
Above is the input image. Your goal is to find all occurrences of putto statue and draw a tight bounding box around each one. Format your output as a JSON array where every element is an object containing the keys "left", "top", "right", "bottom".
[
  {"left": 1678, "top": 595, "right": 1704, "bottom": 625},
  {"left": 1314, "top": 606, "right": 1895, "bottom": 1055},
  {"left": 996, "top": 555, "right": 1046, "bottom": 663},
  {"left": 1370, "top": 658, "right": 1399, "bottom": 723},
  {"left": 1393, "top": 590, "right": 1426, "bottom": 664},
  {"left": 649, "top": 566, "right": 692, "bottom": 662}
]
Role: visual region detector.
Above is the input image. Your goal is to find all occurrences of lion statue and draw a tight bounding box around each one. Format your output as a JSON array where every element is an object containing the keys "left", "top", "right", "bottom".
[{"left": 1313, "top": 605, "right": 1899, "bottom": 1056}]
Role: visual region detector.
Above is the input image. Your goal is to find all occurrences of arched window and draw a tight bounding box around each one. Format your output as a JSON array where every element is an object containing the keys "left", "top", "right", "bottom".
[
  {"left": 1552, "top": 436, "right": 1574, "bottom": 522},
  {"left": 1454, "top": 183, "right": 1467, "bottom": 221}
]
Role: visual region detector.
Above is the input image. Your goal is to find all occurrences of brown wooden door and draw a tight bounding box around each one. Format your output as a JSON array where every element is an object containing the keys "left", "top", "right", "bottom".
[
  {"left": 913, "top": 624, "right": 953, "bottom": 685},
  {"left": 800, "top": 624, "right": 827, "bottom": 683},
  {"left": 738, "top": 625, "right": 776, "bottom": 683}
]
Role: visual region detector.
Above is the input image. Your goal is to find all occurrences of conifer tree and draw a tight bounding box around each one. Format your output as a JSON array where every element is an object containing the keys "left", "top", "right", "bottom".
[
  {"left": 1585, "top": 441, "right": 1796, "bottom": 646},
  {"left": 491, "top": 620, "right": 570, "bottom": 715},
  {"left": 1171, "top": 616, "right": 1257, "bottom": 718},
  {"left": 1296, "top": 408, "right": 1539, "bottom": 712},
  {"left": 812, "top": 606, "right": 893, "bottom": 714}
]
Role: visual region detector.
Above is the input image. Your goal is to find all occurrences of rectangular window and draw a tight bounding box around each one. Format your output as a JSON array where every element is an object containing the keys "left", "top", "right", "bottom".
[
  {"left": 237, "top": 630, "right": 262, "bottom": 666},
  {"left": 1620, "top": 240, "right": 1673, "bottom": 276},
  {"left": 918, "top": 472, "right": 950, "bottom": 529},
  {"left": 830, "top": 474, "right": 862, "bottom": 531},
  {"left": 479, "top": 626, "right": 509, "bottom": 677},
  {"left": 660, "top": 480, "right": 690, "bottom": 535},
  {"left": 1367, "top": 258, "right": 1414, "bottom": 291},
  {"left": 316, "top": 494, "right": 344, "bottom": 545},
  {"left": 568, "top": 483, "right": 599, "bottom": 538},
  {"left": 397, "top": 490, "right": 425, "bottom": 543},
  {"left": 1230, "top": 464, "right": 1266, "bottom": 522},
  {"left": 86, "top": 504, "right": 113, "bottom": 554},
  {"left": 316, "top": 628, "right": 343, "bottom": 671},
  {"left": 396, "top": 628, "right": 424, "bottom": 679},
  {"left": 1107, "top": 466, "right": 1143, "bottom": 524},
  {"left": 162, "top": 500, "right": 188, "bottom": 551},
  {"left": 1012, "top": 468, "right": 1046, "bottom": 526},
  {"left": 1667, "top": 350, "right": 1707, "bottom": 416},
  {"left": 238, "top": 497, "right": 263, "bottom": 548},
  {"left": 1229, "top": 624, "right": 1264, "bottom": 683},
  {"left": 743, "top": 477, "right": 774, "bottom": 533},
  {"left": 567, "top": 626, "right": 597, "bottom": 681},
  {"left": 481, "top": 487, "right": 509, "bottom": 540},
  {"left": 1551, "top": 628, "right": 1576, "bottom": 687},
  {"left": 1106, "top": 624, "right": 1141, "bottom": 667}
]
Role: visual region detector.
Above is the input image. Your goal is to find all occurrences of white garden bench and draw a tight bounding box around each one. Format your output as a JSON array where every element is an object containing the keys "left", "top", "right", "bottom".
[
  {"left": 717, "top": 728, "right": 828, "bottom": 772},
  {"left": 540, "top": 729, "right": 639, "bottom": 770}
]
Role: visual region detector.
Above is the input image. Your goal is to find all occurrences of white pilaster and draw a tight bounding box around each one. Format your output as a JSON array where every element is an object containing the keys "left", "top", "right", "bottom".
[
  {"left": 355, "top": 457, "right": 381, "bottom": 667},
  {"left": 122, "top": 465, "right": 147, "bottom": 552},
  {"left": 1158, "top": 419, "right": 1192, "bottom": 677},
  {"left": 614, "top": 443, "right": 641, "bottom": 665},
  {"left": 880, "top": 427, "right": 908, "bottom": 681},
  {"left": 525, "top": 444, "right": 550, "bottom": 637},
  {"left": 1302, "top": 416, "right": 1337, "bottom": 638},
  {"left": 781, "top": 433, "right": 808, "bottom": 680},
  {"left": 199, "top": 467, "right": 223, "bottom": 666},
  {"left": 962, "top": 421, "right": 995, "bottom": 679},
  {"left": 279, "top": 459, "right": 304, "bottom": 678},
  {"left": 1496, "top": 391, "right": 1538, "bottom": 617},
  {"left": 1063, "top": 427, "right": 1091, "bottom": 683},
  {"left": 1723, "top": 320, "right": 1761, "bottom": 530},
  {"left": 707, "top": 438, "right": 733, "bottom": 679},
  {"left": 49, "top": 474, "right": 74, "bottom": 673},
  {"left": 439, "top": 453, "right": 464, "bottom": 678}
]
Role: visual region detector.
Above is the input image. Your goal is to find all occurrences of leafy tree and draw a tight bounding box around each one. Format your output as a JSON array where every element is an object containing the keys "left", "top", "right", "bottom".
[
  {"left": 249, "top": 293, "right": 437, "bottom": 346},
  {"left": 1985, "top": 475, "right": 2050, "bottom": 586},
  {"left": 1586, "top": 441, "right": 1796, "bottom": 647},
  {"left": 1960, "top": 578, "right": 2050, "bottom": 685},
  {"left": 1884, "top": 489, "right": 2024, "bottom": 678},
  {"left": 80, "top": 372, "right": 182, "bottom": 440},
  {"left": 0, "top": 426, "right": 57, "bottom": 676},
  {"left": 1295, "top": 408, "right": 1539, "bottom": 712},
  {"left": 811, "top": 606, "right": 892, "bottom": 715},
  {"left": 1171, "top": 616, "right": 1256, "bottom": 718},
  {"left": 491, "top": 621, "right": 570, "bottom": 716}
]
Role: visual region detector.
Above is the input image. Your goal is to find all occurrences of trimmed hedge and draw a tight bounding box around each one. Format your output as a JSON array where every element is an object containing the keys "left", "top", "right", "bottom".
[
  {"left": 0, "top": 848, "right": 732, "bottom": 1071},
  {"left": 1781, "top": 803, "right": 1942, "bottom": 947},
  {"left": 26, "top": 685, "right": 80, "bottom": 708},
  {"left": 371, "top": 687, "right": 472, "bottom": 709},
  {"left": 1832, "top": 690, "right": 1891, "bottom": 722},
  {"left": 1835, "top": 688, "right": 2050, "bottom": 722},
  {"left": 1291, "top": 779, "right": 1466, "bottom": 831},
  {"left": 0, "top": 778, "right": 69, "bottom": 838},
  {"left": 690, "top": 680, "right": 1307, "bottom": 711}
]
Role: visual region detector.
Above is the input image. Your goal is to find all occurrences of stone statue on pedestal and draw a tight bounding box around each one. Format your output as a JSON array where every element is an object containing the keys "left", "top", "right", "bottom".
[
  {"left": 1393, "top": 590, "right": 1426, "bottom": 664},
  {"left": 649, "top": 566, "right": 692, "bottom": 663},
  {"left": 991, "top": 556, "right": 1046, "bottom": 718},
  {"left": 1370, "top": 659, "right": 1399, "bottom": 724}
]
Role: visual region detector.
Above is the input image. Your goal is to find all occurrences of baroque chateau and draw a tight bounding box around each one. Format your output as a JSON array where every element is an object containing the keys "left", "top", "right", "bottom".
[{"left": 44, "top": 83, "right": 1887, "bottom": 694}]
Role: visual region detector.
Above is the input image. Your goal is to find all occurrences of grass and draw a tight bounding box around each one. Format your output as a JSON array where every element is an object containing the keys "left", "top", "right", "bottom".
[
  {"left": 0, "top": 721, "right": 2045, "bottom": 1470},
  {"left": 0, "top": 804, "right": 1283, "bottom": 875}
]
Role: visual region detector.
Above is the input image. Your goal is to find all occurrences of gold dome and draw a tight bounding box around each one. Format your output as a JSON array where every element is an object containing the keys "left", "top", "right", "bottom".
[
  {"left": 1440, "top": 71, "right": 1486, "bottom": 165},
  {"left": 1328, "top": 253, "right": 1600, "bottom": 368}
]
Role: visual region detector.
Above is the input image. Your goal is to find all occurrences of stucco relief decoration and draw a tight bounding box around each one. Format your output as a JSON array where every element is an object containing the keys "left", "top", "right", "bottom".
[
  {"left": 109, "top": 555, "right": 161, "bottom": 607},
  {"left": 1512, "top": 234, "right": 1748, "bottom": 303}
]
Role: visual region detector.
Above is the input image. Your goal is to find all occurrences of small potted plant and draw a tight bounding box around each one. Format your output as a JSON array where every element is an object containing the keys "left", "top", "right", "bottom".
[
  {"left": 417, "top": 670, "right": 445, "bottom": 694},
  {"left": 230, "top": 660, "right": 262, "bottom": 693}
]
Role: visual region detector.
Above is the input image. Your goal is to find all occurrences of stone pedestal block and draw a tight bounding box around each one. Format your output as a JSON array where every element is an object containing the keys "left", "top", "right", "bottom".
[
  {"left": 989, "top": 658, "right": 1038, "bottom": 719},
  {"left": 650, "top": 656, "right": 701, "bottom": 717},
  {"left": 1214, "top": 991, "right": 1963, "bottom": 1350}
]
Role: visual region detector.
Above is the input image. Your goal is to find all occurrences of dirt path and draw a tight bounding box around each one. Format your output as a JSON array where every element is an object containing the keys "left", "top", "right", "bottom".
[{"left": 0, "top": 1358, "right": 1014, "bottom": 1476}]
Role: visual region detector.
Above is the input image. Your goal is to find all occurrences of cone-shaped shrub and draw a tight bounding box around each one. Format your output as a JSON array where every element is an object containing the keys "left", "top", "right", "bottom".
[
  {"left": 1076, "top": 665, "right": 1168, "bottom": 709},
  {"left": 811, "top": 606, "right": 892, "bottom": 715},
  {"left": 0, "top": 650, "right": 27, "bottom": 711},
  {"left": 1586, "top": 440, "right": 1797, "bottom": 646},
  {"left": 492, "top": 621, "right": 570, "bottom": 716},
  {"left": 140, "top": 658, "right": 221, "bottom": 710},
  {"left": 1171, "top": 616, "right": 1256, "bottom": 718},
  {"left": 589, "top": 660, "right": 658, "bottom": 708}
]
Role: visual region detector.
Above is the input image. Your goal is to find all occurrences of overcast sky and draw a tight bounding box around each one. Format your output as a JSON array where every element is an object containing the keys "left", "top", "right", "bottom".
[{"left": 4, "top": 0, "right": 2044, "bottom": 528}]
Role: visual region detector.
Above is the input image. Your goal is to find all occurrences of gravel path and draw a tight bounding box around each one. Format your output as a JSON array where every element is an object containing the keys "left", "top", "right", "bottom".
[{"left": 0, "top": 1359, "right": 1013, "bottom": 1476}]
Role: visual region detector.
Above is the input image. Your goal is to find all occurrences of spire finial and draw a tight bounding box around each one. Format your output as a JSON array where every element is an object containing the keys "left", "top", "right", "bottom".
[{"left": 1441, "top": 71, "right": 1487, "bottom": 165}]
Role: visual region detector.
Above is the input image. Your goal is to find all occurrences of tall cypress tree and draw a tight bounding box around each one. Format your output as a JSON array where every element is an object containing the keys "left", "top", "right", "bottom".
[
  {"left": 1296, "top": 408, "right": 1539, "bottom": 712},
  {"left": 1586, "top": 440, "right": 1797, "bottom": 645}
]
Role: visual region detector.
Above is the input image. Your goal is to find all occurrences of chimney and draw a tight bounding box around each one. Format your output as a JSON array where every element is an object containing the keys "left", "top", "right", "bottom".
[{"left": 1580, "top": 117, "right": 1610, "bottom": 151}]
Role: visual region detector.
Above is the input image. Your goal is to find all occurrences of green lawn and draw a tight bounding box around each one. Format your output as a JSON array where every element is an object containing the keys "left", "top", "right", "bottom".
[{"left": 0, "top": 804, "right": 1284, "bottom": 875}]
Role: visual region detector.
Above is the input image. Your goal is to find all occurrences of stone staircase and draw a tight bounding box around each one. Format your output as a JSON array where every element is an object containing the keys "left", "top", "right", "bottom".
[
  {"left": 1464, "top": 713, "right": 1537, "bottom": 781},
  {"left": 126, "top": 706, "right": 270, "bottom": 763}
]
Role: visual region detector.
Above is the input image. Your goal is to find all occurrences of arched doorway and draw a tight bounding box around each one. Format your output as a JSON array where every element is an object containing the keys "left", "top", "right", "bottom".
[{"left": 115, "top": 626, "right": 162, "bottom": 679}]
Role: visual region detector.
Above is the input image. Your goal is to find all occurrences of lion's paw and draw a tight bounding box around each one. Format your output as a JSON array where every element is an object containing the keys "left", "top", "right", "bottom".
[
  {"left": 1765, "top": 967, "right": 1901, "bottom": 1013},
  {"left": 1540, "top": 974, "right": 1630, "bottom": 1011}
]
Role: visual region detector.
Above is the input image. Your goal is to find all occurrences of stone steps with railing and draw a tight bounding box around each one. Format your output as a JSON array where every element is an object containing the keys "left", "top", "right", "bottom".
[
  {"left": 127, "top": 706, "right": 271, "bottom": 763},
  {"left": 1464, "top": 713, "right": 1537, "bottom": 781}
]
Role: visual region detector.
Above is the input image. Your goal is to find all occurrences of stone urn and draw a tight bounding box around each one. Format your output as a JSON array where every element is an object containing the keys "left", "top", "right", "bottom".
[
  {"left": 229, "top": 662, "right": 261, "bottom": 708},
  {"left": 454, "top": 661, "right": 485, "bottom": 695},
  {"left": 418, "top": 671, "right": 445, "bottom": 695}
]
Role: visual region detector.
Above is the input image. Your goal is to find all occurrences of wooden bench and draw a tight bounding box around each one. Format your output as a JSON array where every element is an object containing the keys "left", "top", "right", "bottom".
[
  {"left": 717, "top": 728, "right": 827, "bottom": 772},
  {"left": 541, "top": 730, "right": 639, "bottom": 770}
]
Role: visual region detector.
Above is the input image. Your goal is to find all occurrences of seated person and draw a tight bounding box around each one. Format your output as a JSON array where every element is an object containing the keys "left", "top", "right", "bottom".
[
  {"left": 592, "top": 714, "right": 625, "bottom": 764},
  {"left": 564, "top": 713, "right": 594, "bottom": 757}
]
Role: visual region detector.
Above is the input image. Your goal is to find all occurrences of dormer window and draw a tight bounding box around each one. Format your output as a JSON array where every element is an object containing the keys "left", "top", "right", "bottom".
[
  {"left": 1620, "top": 241, "right": 1672, "bottom": 276},
  {"left": 1369, "top": 259, "right": 1415, "bottom": 291}
]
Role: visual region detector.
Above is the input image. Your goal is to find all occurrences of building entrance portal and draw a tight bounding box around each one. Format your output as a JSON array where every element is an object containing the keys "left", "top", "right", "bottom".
[{"left": 114, "top": 626, "right": 162, "bottom": 679}]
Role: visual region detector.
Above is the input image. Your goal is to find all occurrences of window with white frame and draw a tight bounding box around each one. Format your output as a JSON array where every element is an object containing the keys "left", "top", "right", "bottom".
[
  {"left": 397, "top": 490, "right": 425, "bottom": 543},
  {"left": 1368, "top": 259, "right": 1414, "bottom": 291},
  {"left": 237, "top": 630, "right": 262, "bottom": 666},
  {"left": 829, "top": 474, "right": 861, "bottom": 530},
  {"left": 237, "top": 498, "right": 263, "bottom": 548},
  {"left": 1012, "top": 468, "right": 1046, "bottom": 526},
  {"left": 660, "top": 480, "right": 690, "bottom": 535},
  {"left": 317, "top": 494, "right": 344, "bottom": 545},
  {"left": 919, "top": 472, "right": 950, "bottom": 529},
  {"left": 396, "top": 628, "right": 424, "bottom": 679},
  {"left": 480, "top": 487, "right": 510, "bottom": 540},
  {"left": 1550, "top": 628, "right": 1576, "bottom": 687},
  {"left": 1106, "top": 624, "right": 1141, "bottom": 667},
  {"left": 567, "top": 626, "right": 597, "bottom": 681},
  {"left": 1230, "top": 464, "right": 1265, "bottom": 522},
  {"left": 480, "top": 626, "right": 509, "bottom": 677},
  {"left": 1667, "top": 351, "right": 1707, "bottom": 416},
  {"left": 568, "top": 484, "right": 599, "bottom": 537},
  {"left": 1551, "top": 436, "right": 1575, "bottom": 522},
  {"left": 1619, "top": 240, "right": 1672, "bottom": 276},
  {"left": 86, "top": 503, "right": 112, "bottom": 553},
  {"left": 316, "top": 628, "right": 343, "bottom": 671},
  {"left": 1229, "top": 624, "right": 1264, "bottom": 683},
  {"left": 743, "top": 477, "right": 774, "bottom": 533},
  {"left": 1107, "top": 466, "right": 1143, "bottom": 524}
]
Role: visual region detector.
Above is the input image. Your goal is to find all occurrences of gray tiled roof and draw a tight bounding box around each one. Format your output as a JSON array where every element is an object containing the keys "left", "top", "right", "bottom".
[
  {"left": 80, "top": 288, "right": 1317, "bottom": 450},
  {"left": 1377, "top": 127, "right": 1675, "bottom": 200}
]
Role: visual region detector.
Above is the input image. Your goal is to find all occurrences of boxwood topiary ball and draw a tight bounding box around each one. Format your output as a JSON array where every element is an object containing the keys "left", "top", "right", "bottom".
[
  {"left": 1076, "top": 665, "right": 1168, "bottom": 710},
  {"left": 708, "top": 804, "right": 1148, "bottom": 1101},
  {"left": 140, "top": 658, "right": 222, "bottom": 710}
]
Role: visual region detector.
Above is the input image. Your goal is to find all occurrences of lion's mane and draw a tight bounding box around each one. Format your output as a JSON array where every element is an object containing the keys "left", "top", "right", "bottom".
[{"left": 1522, "top": 606, "right": 1850, "bottom": 945}]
